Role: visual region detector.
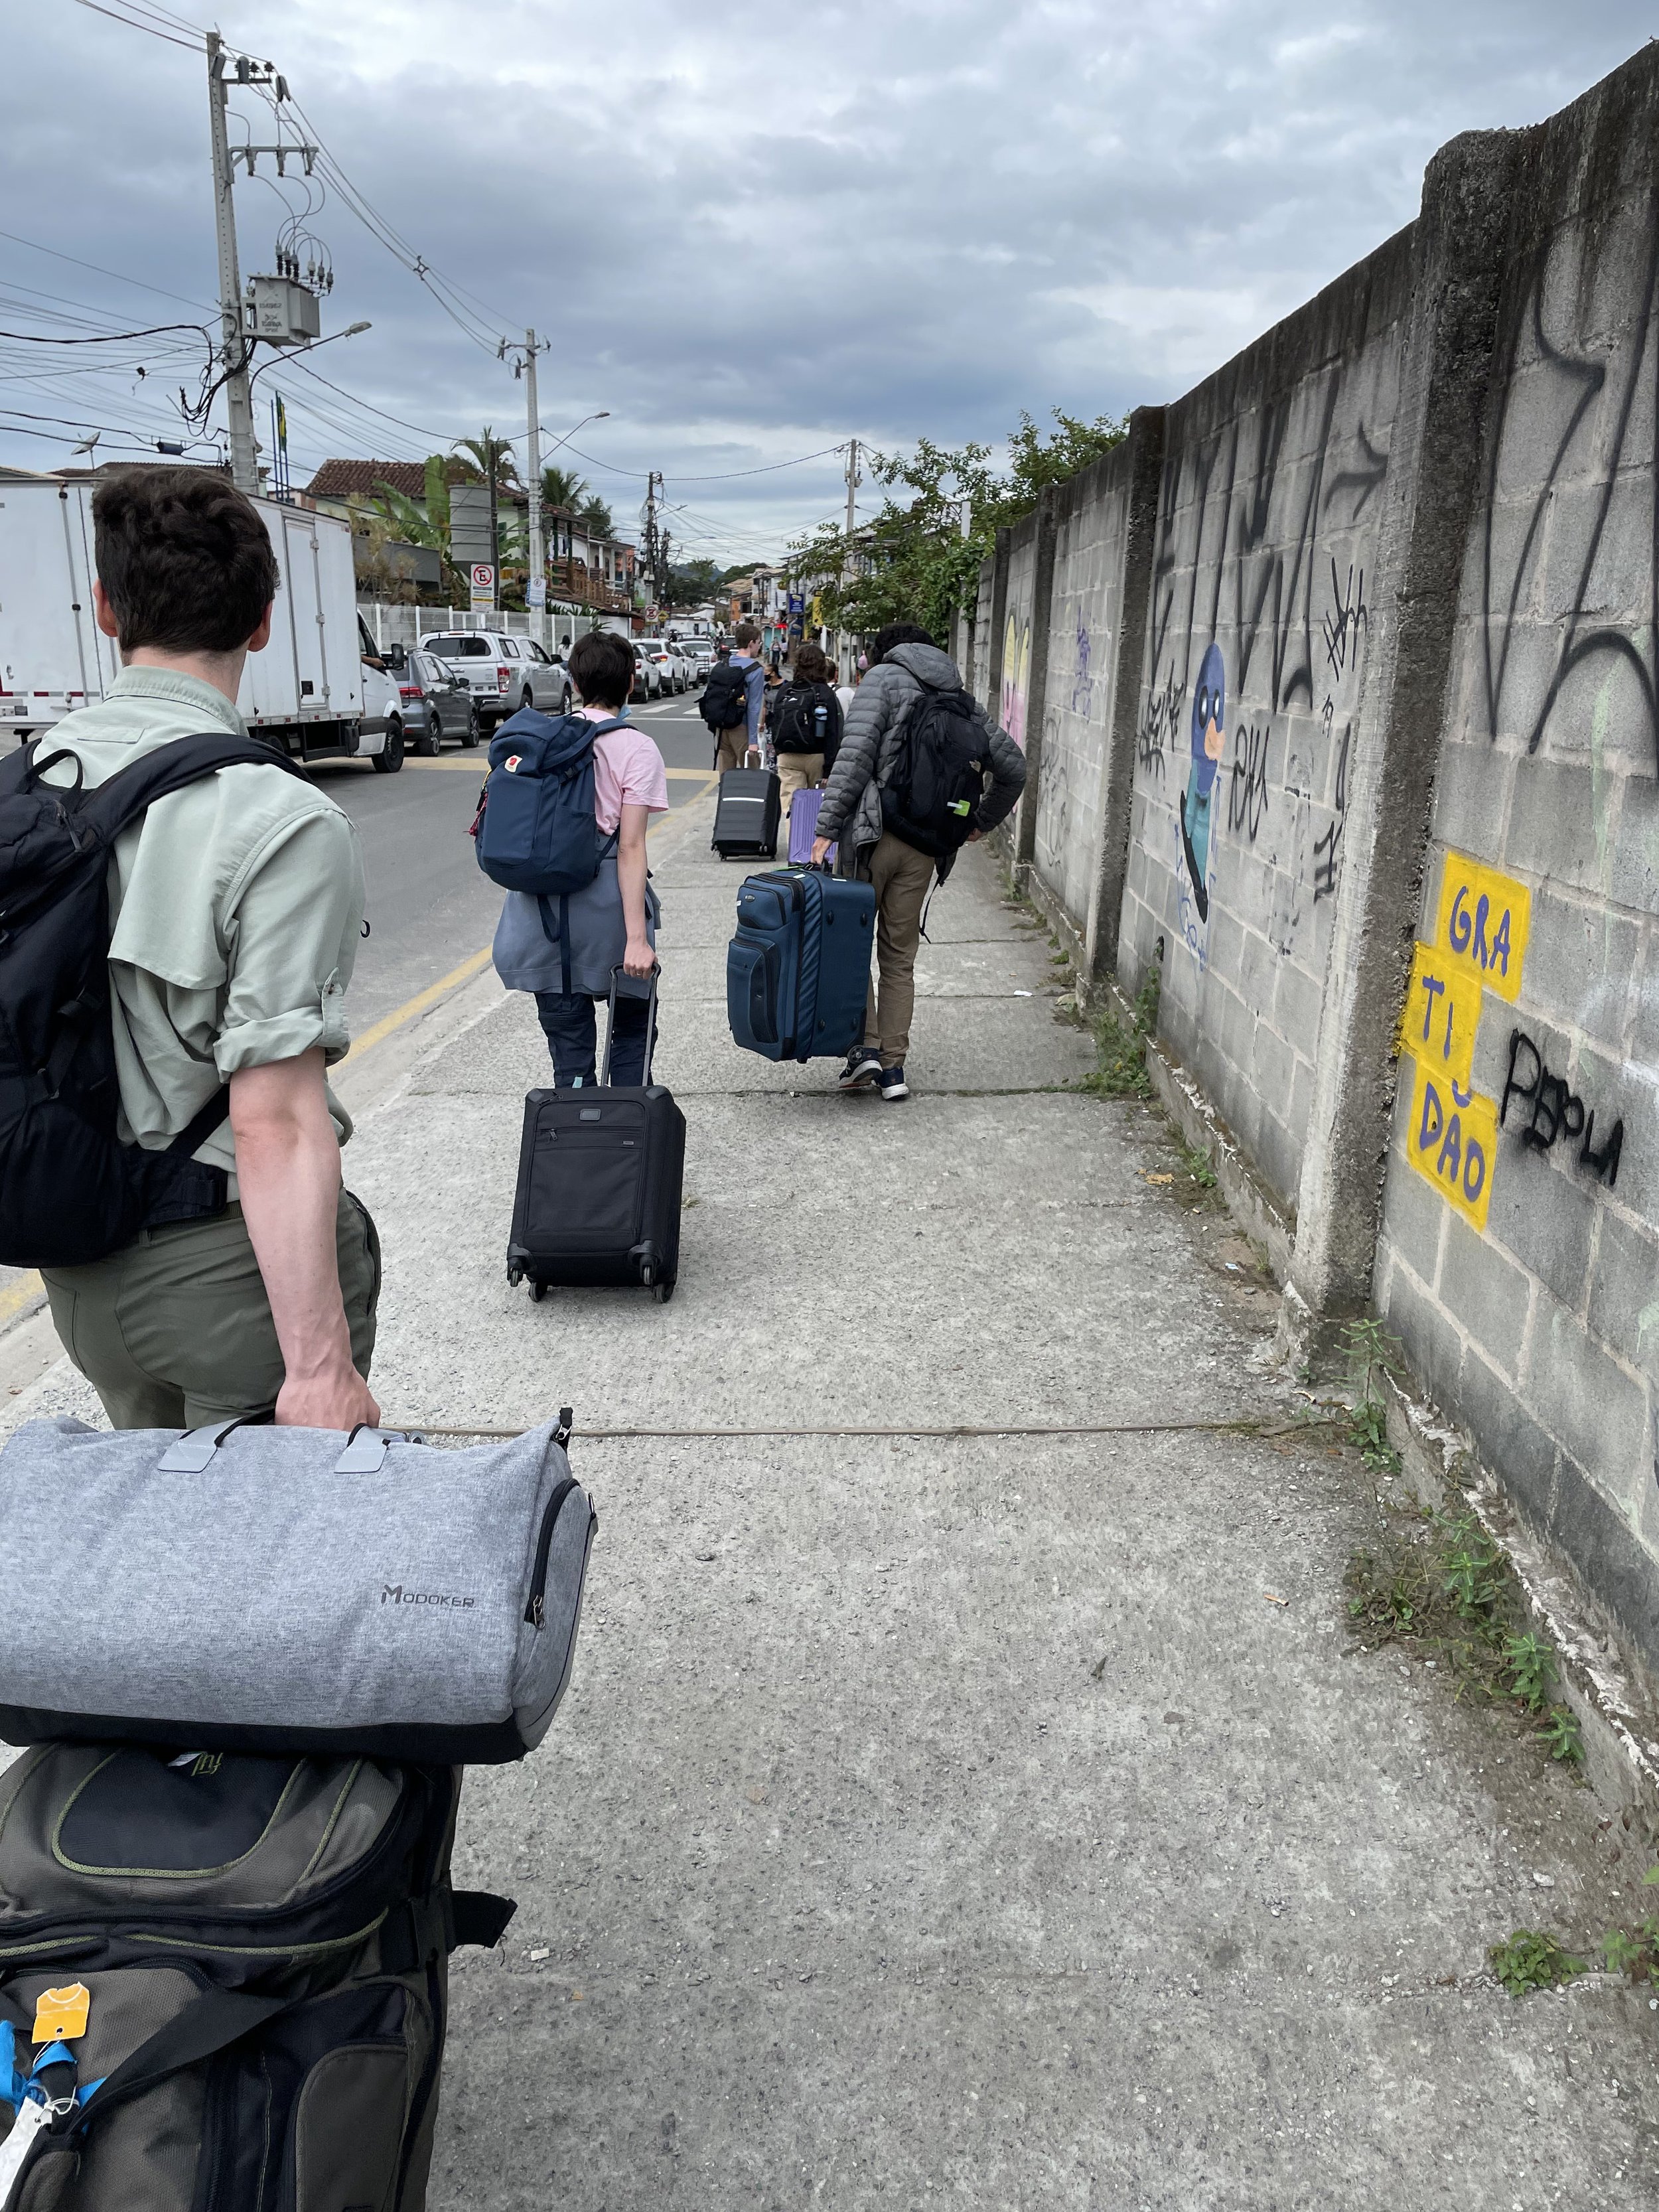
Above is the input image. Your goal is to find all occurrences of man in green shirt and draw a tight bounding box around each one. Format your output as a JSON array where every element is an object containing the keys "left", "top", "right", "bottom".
[{"left": 36, "top": 466, "right": 380, "bottom": 1432}]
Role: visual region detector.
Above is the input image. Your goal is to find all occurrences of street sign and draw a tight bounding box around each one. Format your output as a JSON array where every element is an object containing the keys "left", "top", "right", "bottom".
[
  {"left": 526, "top": 575, "right": 546, "bottom": 609},
  {"left": 470, "top": 563, "right": 496, "bottom": 611}
]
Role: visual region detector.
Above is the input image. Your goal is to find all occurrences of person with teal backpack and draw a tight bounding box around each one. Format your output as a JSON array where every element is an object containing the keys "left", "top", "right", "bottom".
[{"left": 476, "top": 629, "right": 668, "bottom": 1084}]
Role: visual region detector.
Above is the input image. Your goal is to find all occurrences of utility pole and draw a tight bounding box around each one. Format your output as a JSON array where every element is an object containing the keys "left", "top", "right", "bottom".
[
  {"left": 206, "top": 33, "right": 257, "bottom": 493},
  {"left": 839, "top": 437, "right": 861, "bottom": 682},
  {"left": 514, "top": 330, "right": 550, "bottom": 634},
  {"left": 642, "top": 470, "right": 662, "bottom": 619}
]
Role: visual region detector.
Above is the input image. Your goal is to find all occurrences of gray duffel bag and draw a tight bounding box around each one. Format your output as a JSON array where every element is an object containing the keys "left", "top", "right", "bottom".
[{"left": 0, "top": 1412, "right": 596, "bottom": 1763}]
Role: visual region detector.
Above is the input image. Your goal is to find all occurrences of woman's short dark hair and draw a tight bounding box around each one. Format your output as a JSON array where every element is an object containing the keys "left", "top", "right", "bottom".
[
  {"left": 568, "top": 627, "right": 635, "bottom": 708},
  {"left": 92, "top": 466, "right": 279, "bottom": 654},
  {"left": 873, "top": 621, "right": 934, "bottom": 663},
  {"left": 792, "top": 642, "right": 831, "bottom": 684}
]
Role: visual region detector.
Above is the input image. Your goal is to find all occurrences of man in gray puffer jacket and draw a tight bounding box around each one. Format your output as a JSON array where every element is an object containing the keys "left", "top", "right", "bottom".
[{"left": 813, "top": 622, "right": 1026, "bottom": 1100}]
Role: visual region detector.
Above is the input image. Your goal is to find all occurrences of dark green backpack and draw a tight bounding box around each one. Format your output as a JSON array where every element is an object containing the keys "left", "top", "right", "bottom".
[{"left": 0, "top": 1745, "right": 510, "bottom": 2210}]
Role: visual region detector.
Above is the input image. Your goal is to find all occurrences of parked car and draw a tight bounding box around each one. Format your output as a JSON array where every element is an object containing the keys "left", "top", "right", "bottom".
[
  {"left": 397, "top": 648, "right": 480, "bottom": 755},
  {"left": 630, "top": 645, "right": 662, "bottom": 701},
  {"left": 637, "top": 637, "right": 685, "bottom": 694},
  {"left": 418, "top": 630, "right": 571, "bottom": 727},
  {"left": 680, "top": 640, "right": 711, "bottom": 685}
]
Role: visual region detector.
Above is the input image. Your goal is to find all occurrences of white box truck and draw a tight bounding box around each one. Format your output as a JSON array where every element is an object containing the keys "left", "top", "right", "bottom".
[{"left": 0, "top": 475, "right": 406, "bottom": 771}]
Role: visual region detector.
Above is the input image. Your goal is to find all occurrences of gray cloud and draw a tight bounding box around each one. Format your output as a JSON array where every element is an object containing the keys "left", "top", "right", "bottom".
[{"left": 3, "top": 0, "right": 1654, "bottom": 558}]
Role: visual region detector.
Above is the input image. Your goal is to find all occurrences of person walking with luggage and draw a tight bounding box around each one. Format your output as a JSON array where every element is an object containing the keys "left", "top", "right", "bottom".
[
  {"left": 490, "top": 627, "right": 668, "bottom": 1086},
  {"left": 766, "top": 640, "right": 843, "bottom": 828},
  {"left": 812, "top": 621, "right": 1025, "bottom": 1100},
  {"left": 699, "top": 620, "right": 765, "bottom": 771},
  {"left": 24, "top": 467, "right": 380, "bottom": 1430}
]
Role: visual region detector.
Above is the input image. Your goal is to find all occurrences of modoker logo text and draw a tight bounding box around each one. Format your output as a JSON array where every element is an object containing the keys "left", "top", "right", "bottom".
[{"left": 380, "top": 1584, "right": 476, "bottom": 1610}]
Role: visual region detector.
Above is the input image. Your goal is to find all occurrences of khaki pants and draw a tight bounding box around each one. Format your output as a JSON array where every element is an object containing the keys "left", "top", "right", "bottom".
[
  {"left": 715, "top": 725, "right": 756, "bottom": 773},
  {"left": 42, "top": 1189, "right": 380, "bottom": 1430},
  {"left": 862, "top": 831, "right": 935, "bottom": 1066},
  {"left": 775, "top": 751, "right": 824, "bottom": 820}
]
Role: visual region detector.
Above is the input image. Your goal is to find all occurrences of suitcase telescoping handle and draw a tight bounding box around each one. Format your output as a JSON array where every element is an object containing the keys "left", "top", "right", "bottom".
[{"left": 602, "top": 962, "right": 661, "bottom": 1088}]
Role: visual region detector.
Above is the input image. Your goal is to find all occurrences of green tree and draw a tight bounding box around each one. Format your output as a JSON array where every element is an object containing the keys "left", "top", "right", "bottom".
[
  {"left": 662, "top": 557, "right": 725, "bottom": 609},
  {"left": 794, "top": 408, "right": 1126, "bottom": 639},
  {"left": 575, "top": 493, "right": 614, "bottom": 539},
  {"left": 423, "top": 455, "right": 451, "bottom": 544},
  {"left": 455, "top": 428, "right": 518, "bottom": 486},
  {"left": 541, "top": 463, "right": 589, "bottom": 512}
]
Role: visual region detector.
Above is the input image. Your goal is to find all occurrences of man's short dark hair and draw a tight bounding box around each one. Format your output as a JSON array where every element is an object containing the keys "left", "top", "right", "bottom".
[
  {"left": 734, "top": 621, "right": 760, "bottom": 650},
  {"left": 569, "top": 627, "right": 634, "bottom": 708},
  {"left": 92, "top": 467, "right": 279, "bottom": 654},
  {"left": 873, "top": 622, "right": 934, "bottom": 663}
]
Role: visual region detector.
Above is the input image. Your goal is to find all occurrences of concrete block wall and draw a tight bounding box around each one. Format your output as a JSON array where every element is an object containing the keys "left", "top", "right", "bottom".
[
  {"left": 1374, "top": 62, "right": 1659, "bottom": 1661},
  {"left": 971, "top": 42, "right": 1659, "bottom": 1676},
  {"left": 1114, "top": 235, "right": 1413, "bottom": 1210},
  {"left": 1031, "top": 449, "right": 1132, "bottom": 958}
]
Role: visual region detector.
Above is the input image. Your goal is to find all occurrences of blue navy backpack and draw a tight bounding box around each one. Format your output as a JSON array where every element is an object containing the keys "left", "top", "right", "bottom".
[{"left": 472, "top": 709, "right": 628, "bottom": 894}]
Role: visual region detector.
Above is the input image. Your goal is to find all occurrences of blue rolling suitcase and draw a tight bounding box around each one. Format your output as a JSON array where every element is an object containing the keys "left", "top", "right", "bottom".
[{"left": 727, "top": 866, "right": 875, "bottom": 1063}]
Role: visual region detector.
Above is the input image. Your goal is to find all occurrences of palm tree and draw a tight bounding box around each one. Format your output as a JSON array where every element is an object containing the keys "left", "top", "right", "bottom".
[
  {"left": 541, "top": 463, "right": 588, "bottom": 513},
  {"left": 455, "top": 428, "right": 518, "bottom": 486},
  {"left": 576, "top": 493, "right": 614, "bottom": 539}
]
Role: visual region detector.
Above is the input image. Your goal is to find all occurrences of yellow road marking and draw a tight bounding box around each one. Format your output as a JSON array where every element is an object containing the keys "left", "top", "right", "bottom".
[
  {"left": 340, "top": 781, "right": 717, "bottom": 1065},
  {"left": 0, "top": 1272, "right": 43, "bottom": 1325},
  {"left": 405, "top": 759, "right": 713, "bottom": 780}
]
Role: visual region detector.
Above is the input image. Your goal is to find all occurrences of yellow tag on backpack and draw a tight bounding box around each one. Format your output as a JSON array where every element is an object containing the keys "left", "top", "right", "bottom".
[{"left": 31, "top": 1984, "right": 90, "bottom": 2045}]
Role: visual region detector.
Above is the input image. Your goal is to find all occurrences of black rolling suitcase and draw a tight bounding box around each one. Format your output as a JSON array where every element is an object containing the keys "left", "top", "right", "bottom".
[
  {"left": 712, "top": 766, "right": 780, "bottom": 859},
  {"left": 507, "top": 971, "right": 685, "bottom": 1303}
]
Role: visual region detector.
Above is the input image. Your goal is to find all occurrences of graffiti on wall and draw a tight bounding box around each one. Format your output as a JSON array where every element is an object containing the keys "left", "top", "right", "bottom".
[
  {"left": 1001, "top": 615, "right": 1031, "bottom": 749},
  {"left": 1500, "top": 1034, "right": 1624, "bottom": 1187},
  {"left": 1134, "top": 364, "right": 1392, "bottom": 966},
  {"left": 1177, "top": 642, "right": 1226, "bottom": 934},
  {"left": 1396, "top": 852, "right": 1532, "bottom": 1231},
  {"left": 1070, "top": 617, "right": 1096, "bottom": 717},
  {"left": 1479, "top": 221, "right": 1659, "bottom": 769}
]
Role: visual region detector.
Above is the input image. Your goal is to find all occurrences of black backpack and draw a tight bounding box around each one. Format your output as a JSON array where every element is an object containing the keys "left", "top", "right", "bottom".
[
  {"left": 770, "top": 681, "right": 842, "bottom": 757},
  {"left": 881, "top": 686, "right": 988, "bottom": 857},
  {"left": 700, "top": 658, "right": 751, "bottom": 731},
  {"left": 0, "top": 731, "right": 313, "bottom": 1270}
]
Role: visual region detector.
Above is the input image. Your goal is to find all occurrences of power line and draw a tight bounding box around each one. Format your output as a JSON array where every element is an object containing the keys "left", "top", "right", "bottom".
[
  {"left": 0, "top": 320, "right": 210, "bottom": 346},
  {"left": 72, "top": 0, "right": 203, "bottom": 51},
  {"left": 0, "top": 230, "right": 216, "bottom": 317}
]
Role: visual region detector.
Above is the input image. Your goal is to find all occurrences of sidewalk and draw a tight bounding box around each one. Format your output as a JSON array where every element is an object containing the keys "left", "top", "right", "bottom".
[{"left": 5, "top": 795, "right": 1652, "bottom": 2205}]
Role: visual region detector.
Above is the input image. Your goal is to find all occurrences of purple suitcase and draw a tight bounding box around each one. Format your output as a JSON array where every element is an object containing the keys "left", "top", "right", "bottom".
[{"left": 787, "top": 786, "right": 835, "bottom": 867}]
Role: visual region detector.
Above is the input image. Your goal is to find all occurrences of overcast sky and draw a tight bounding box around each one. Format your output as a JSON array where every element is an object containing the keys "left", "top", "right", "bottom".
[{"left": 2, "top": 0, "right": 1652, "bottom": 564}]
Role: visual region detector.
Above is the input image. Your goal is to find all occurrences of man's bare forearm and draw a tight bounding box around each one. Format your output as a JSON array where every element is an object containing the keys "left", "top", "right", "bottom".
[{"left": 229, "top": 1049, "right": 378, "bottom": 1428}]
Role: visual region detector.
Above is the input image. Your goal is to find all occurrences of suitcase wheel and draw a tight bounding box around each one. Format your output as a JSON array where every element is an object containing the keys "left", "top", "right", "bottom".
[
  {"left": 654, "top": 1278, "right": 676, "bottom": 1305},
  {"left": 506, "top": 1263, "right": 524, "bottom": 1288},
  {"left": 528, "top": 1279, "right": 546, "bottom": 1303}
]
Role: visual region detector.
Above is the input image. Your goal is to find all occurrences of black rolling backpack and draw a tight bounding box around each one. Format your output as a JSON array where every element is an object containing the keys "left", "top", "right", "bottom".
[
  {"left": 0, "top": 1745, "right": 513, "bottom": 2210},
  {"left": 508, "top": 968, "right": 685, "bottom": 1303}
]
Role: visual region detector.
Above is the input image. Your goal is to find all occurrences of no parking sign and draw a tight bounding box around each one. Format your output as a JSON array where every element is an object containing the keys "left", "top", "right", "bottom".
[{"left": 470, "top": 563, "right": 496, "bottom": 611}]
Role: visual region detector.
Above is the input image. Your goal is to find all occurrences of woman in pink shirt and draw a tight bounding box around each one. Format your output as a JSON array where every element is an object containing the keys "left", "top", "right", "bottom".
[{"left": 490, "top": 628, "right": 670, "bottom": 1085}]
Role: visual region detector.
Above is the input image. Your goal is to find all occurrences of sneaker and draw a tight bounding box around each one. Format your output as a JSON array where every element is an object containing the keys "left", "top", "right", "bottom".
[
  {"left": 877, "top": 1066, "right": 910, "bottom": 1101},
  {"left": 838, "top": 1047, "right": 882, "bottom": 1091}
]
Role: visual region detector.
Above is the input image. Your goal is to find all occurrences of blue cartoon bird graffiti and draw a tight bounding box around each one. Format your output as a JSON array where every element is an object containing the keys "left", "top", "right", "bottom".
[{"left": 1180, "top": 642, "right": 1226, "bottom": 923}]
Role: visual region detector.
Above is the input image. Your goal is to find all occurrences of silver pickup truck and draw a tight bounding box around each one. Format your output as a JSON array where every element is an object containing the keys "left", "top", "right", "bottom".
[{"left": 419, "top": 630, "right": 574, "bottom": 729}]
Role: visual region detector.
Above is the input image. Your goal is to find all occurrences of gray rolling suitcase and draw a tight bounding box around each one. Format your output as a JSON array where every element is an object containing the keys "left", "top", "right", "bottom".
[{"left": 0, "top": 1745, "right": 511, "bottom": 2209}]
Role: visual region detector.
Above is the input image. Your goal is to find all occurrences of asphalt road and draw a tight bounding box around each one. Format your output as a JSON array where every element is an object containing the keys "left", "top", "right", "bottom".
[{"left": 320, "top": 688, "right": 719, "bottom": 1033}]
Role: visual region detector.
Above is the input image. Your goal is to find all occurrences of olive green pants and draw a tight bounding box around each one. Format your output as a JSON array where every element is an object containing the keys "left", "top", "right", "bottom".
[
  {"left": 861, "top": 831, "right": 936, "bottom": 1065},
  {"left": 41, "top": 1189, "right": 380, "bottom": 1431}
]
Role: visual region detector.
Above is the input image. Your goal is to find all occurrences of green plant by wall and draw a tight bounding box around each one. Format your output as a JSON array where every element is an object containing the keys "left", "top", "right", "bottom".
[
  {"left": 1344, "top": 1506, "right": 1583, "bottom": 1765},
  {"left": 1488, "top": 1929, "right": 1586, "bottom": 1996},
  {"left": 1080, "top": 970, "right": 1160, "bottom": 1098}
]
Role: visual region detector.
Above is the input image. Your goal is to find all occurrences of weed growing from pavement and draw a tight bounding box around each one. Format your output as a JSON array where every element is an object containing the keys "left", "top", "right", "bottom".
[
  {"left": 1344, "top": 1504, "right": 1583, "bottom": 1767},
  {"left": 1339, "top": 1317, "right": 1404, "bottom": 1476},
  {"left": 1175, "top": 1138, "right": 1218, "bottom": 1190},
  {"left": 1080, "top": 970, "right": 1160, "bottom": 1099},
  {"left": 1488, "top": 1929, "right": 1586, "bottom": 1996},
  {"left": 1599, "top": 1870, "right": 1659, "bottom": 1980}
]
